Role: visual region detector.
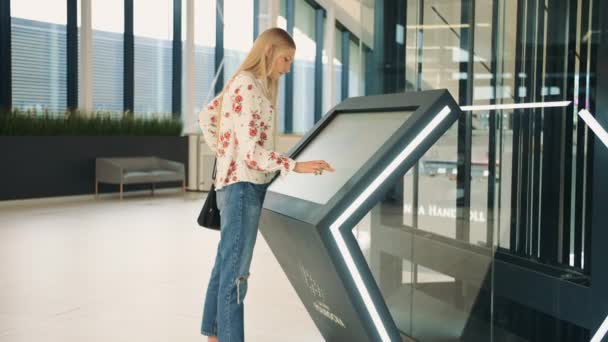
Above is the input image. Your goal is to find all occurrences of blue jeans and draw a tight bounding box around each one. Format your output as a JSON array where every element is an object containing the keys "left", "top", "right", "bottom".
[{"left": 201, "top": 182, "right": 268, "bottom": 341}]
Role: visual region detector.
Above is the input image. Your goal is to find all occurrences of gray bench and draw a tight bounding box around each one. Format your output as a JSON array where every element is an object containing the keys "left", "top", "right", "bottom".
[{"left": 95, "top": 157, "right": 185, "bottom": 199}]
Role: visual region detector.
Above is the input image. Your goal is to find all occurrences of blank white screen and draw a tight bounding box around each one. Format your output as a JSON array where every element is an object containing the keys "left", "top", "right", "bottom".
[{"left": 268, "top": 111, "right": 414, "bottom": 204}]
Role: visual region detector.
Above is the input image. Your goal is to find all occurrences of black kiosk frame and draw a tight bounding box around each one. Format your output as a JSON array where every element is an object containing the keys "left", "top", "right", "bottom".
[{"left": 259, "top": 89, "right": 461, "bottom": 342}]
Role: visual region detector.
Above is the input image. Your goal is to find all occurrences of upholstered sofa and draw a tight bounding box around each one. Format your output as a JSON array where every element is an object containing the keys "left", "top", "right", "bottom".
[{"left": 95, "top": 157, "right": 185, "bottom": 199}]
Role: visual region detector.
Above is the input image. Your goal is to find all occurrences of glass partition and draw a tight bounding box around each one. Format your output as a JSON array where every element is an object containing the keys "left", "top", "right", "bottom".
[
  {"left": 356, "top": 0, "right": 597, "bottom": 340},
  {"left": 354, "top": 127, "right": 494, "bottom": 340}
]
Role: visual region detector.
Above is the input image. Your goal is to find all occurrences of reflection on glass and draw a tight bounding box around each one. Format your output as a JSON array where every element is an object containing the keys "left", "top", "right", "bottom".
[
  {"left": 469, "top": 128, "right": 491, "bottom": 246},
  {"left": 469, "top": 0, "right": 498, "bottom": 248},
  {"left": 405, "top": 123, "right": 459, "bottom": 239},
  {"left": 354, "top": 170, "right": 493, "bottom": 340},
  {"left": 405, "top": 0, "right": 419, "bottom": 93},
  {"left": 496, "top": 0, "right": 518, "bottom": 251},
  {"left": 269, "top": 111, "right": 413, "bottom": 205},
  {"left": 498, "top": 123, "right": 513, "bottom": 249},
  {"left": 420, "top": 0, "right": 461, "bottom": 99},
  {"left": 11, "top": 0, "right": 67, "bottom": 112},
  {"left": 359, "top": 0, "right": 595, "bottom": 339}
]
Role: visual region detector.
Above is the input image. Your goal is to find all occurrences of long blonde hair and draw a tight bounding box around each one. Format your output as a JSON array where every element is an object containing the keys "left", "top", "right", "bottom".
[{"left": 228, "top": 28, "right": 296, "bottom": 107}]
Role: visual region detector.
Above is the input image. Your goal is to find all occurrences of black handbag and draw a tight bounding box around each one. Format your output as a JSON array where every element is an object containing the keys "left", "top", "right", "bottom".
[
  {"left": 197, "top": 159, "right": 220, "bottom": 230},
  {"left": 197, "top": 80, "right": 235, "bottom": 231}
]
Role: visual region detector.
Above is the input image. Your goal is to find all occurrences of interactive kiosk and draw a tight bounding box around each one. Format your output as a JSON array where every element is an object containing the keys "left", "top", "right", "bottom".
[{"left": 259, "top": 90, "right": 461, "bottom": 342}]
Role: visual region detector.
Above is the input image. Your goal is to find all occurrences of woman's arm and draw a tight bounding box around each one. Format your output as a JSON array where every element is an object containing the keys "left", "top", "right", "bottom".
[{"left": 197, "top": 94, "right": 222, "bottom": 154}]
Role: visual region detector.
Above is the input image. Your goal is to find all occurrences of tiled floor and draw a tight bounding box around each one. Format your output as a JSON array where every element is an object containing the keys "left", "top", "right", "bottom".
[{"left": 0, "top": 191, "right": 323, "bottom": 342}]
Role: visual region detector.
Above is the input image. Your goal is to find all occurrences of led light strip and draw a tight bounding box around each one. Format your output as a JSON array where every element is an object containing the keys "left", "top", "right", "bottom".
[
  {"left": 329, "top": 106, "right": 452, "bottom": 342},
  {"left": 578, "top": 109, "right": 608, "bottom": 149},
  {"left": 590, "top": 314, "right": 608, "bottom": 342},
  {"left": 460, "top": 101, "right": 571, "bottom": 111},
  {"left": 582, "top": 107, "right": 608, "bottom": 342}
]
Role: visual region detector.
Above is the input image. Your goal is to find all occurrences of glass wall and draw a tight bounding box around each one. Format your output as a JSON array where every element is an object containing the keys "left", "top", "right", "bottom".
[
  {"left": 356, "top": 0, "right": 599, "bottom": 340},
  {"left": 6, "top": 0, "right": 347, "bottom": 127},
  {"left": 133, "top": 0, "right": 173, "bottom": 116},
  {"left": 10, "top": 0, "right": 67, "bottom": 112},
  {"left": 292, "top": 0, "right": 316, "bottom": 134}
]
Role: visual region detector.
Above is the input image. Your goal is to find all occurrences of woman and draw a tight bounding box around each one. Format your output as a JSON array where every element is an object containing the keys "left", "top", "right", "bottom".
[{"left": 198, "top": 27, "right": 334, "bottom": 342}]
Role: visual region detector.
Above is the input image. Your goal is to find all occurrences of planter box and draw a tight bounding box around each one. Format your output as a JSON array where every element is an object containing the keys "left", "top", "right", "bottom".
[{"left": 0, "top": 136, "right": 188, "bottom": 201}]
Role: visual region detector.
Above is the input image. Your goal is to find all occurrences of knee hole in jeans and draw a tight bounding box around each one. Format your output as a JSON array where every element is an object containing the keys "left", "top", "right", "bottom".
[{"left": 235, "top": 273, "right": 250, "bottom": 305}]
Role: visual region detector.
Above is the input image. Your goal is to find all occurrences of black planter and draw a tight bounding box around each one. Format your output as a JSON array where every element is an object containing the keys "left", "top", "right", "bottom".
[{"left": 1, "top": 136, "right": 188, "bottom": 201}]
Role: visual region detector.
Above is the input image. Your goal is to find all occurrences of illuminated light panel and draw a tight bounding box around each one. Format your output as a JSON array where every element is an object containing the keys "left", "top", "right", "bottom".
[
  {"left": 590, "top": 313, "right": 608, "bottom": 342},
  {"left": 578, "top": 109, "right": 608, "bottom": 149},
  {"left": 405, "top": 23, "right": 490, "bottom": 30},
  {"left": 329, "top": 105, "right": 452, "bottom": 342},
  {"left": 460, "top": 101, "right": 571, "bottom": 111}
]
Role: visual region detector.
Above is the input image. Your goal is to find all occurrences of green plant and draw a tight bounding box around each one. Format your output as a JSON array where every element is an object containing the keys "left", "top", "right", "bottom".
[{"left": 0, "top": 108, "right": 183, "bottom": 136}]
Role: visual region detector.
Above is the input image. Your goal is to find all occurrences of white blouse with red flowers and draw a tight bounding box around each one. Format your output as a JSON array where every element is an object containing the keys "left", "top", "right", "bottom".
[{"left": 198, "top": 71, "right": 296, "bottom": 190}]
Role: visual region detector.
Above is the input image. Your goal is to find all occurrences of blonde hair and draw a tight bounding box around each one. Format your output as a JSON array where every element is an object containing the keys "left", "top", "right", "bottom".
[{"left": 228, "top": 27, "right": 296, "bottom": 107}]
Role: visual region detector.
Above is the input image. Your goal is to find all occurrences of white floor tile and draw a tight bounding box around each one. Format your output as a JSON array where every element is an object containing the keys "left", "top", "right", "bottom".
[{"left": 0, "top": 193, "right": 323, "bottom": 342}]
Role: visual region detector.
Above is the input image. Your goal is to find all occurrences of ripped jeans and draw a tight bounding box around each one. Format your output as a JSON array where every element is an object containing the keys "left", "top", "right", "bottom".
[{"left": 201, "top": 182, "right": 268, "bottom": 342}]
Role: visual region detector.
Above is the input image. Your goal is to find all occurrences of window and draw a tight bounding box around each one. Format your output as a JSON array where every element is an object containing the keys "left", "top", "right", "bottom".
[
  {"left": 348, "top": 37, "right": 362, "bottom": 97},
  {"left": 133, "top": 0, "right": 173, "bottom": 116},
  {"left": 182, "top": 0, "right": 216, "bottom": 132},
  {"left": 11, "top": 0, "right": 67, "bottom": 112},
  {"left": 91, "top": 0, "right": 124, "bottom": 112},
  {"left": 292, "top": 0, "right": 316, "bottom": 133},
  {"left": 223, "top": 0, "right": 253, "bottom": 81},
  {"left": 193, "top": 0, "right": 216, "bottom": 111},
  {"left": 334, "top": 25, "right": 344, "bottom": 105}
]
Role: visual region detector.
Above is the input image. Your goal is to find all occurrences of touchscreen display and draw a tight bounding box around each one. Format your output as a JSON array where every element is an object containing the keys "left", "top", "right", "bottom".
[{"left": 268, "top": 110, "right": 414, "bottom": 204}]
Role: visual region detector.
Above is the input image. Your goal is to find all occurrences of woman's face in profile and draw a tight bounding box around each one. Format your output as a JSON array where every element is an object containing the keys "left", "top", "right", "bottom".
[{"left": 270, "top": 48, "right": 295, "bottom": 80}]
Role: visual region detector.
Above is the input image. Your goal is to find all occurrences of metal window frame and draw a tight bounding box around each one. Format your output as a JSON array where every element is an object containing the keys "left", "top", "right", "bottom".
[
  {"left": 573, "top": 0, "right": 592, "bottom": 270},
  {"left": 590, "top": 0, "right": 608, "bottom": 334},
  {"left": 253, "top": 0, "right": 259, "bottom": 40},
  {"left": 124, "top": 0, "right": 134, "bottom": 112},
  {"left": 341, "top": 28, "right": 349, "bottom": 101},
  {"left": 1, "top": 0, "right": 11, "bottom": 112},
  {"left": 314, "top": 6, "right": 324, "bottom": 123},
  {"left": 67, "top": 0, "right": 78, "bottom": 111},
  {"left": 284, "top": 0, "right": 294, "bottom": 133},
  {"left": 172, "top": 0, "right": 182, "bottom": 117},
  {"left": 214, "top": 0, "right": 224, "bottom": 94},
  {"left": 456, "top": 0, "right": 474, "bottom": 245}
]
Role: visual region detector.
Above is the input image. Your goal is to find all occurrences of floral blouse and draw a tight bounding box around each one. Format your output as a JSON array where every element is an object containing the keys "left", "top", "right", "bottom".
[{"left": 198, "top": 71, "right": 296, "bottom": 190}]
